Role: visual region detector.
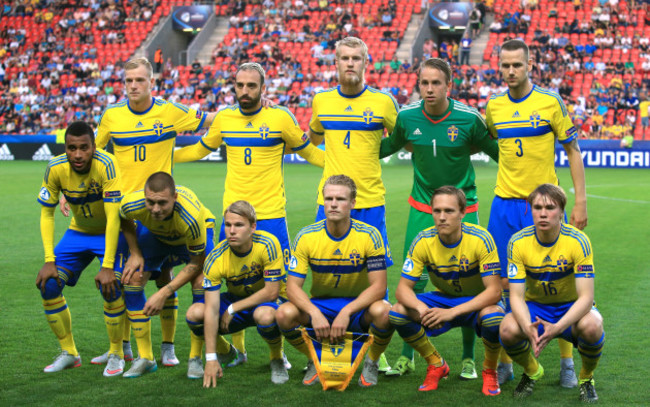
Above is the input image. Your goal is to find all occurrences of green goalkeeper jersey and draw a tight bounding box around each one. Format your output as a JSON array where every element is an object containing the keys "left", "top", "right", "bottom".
[{"left": 380, "top": 98, "right": 498, "bottom": 211}]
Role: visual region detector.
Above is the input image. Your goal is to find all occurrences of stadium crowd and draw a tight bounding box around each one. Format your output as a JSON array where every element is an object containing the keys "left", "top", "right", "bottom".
[{"left": 1, "top": 0, "right": 649, "bottom": 140}]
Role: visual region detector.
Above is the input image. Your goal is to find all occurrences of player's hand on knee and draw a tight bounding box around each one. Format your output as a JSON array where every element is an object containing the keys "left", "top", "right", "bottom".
[
  {"left": 203, "top": 361, "right": 223, "bottom": 388},
  {"left": 95, "top": 267, "right": 118, "bottom": 300},
  {"left": 122, "top": 253, "right": 144, "bottom": 285},
  {"left": 220, "top": 310, "right": 233, "bottom": 333},
  {"left": 36, "top": 262, "right": 60, "bottom": 293}
]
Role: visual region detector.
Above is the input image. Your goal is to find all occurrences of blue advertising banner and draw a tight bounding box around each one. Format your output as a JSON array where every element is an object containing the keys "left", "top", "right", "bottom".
[
  {"left": 428, "top": 2, "right": 472, "bottom": 29},
  {"left": 171, "top": 5, "right": 212, "bottom": 31},
  {"left": 2, "top": 135, "right": 648, "bottom": 168}
]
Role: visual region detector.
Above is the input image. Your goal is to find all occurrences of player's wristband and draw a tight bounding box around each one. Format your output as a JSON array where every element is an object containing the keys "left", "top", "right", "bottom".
[
  {"left": 206, "top": 353, "right": 217, "bottom": 362},
  {"left": 227, "top": 304, "right": 235, "bottom": 315}
]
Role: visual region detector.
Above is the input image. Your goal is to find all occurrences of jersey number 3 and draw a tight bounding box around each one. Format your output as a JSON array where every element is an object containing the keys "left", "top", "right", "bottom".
[{"left": 515, "top": 139, "right": 524, "bottom": 157}]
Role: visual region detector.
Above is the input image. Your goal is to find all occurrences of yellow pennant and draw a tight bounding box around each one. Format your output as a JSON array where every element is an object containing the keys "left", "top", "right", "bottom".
[{"left": 301, "top": 328, "right": 373, "bottom": 391}]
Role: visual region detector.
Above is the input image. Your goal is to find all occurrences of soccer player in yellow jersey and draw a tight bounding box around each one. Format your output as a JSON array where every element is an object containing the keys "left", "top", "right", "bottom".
[
  {"left": 197, "top": 201, "right": 289, "bottom": 387},
  {"left": 276, "top": 175, "right": 394, "bottom": 387},
  {"left": 500, "top": 184, "right": 604, "bottom": 403},
  {"left": 308, "top": 37, "right": 398, "bottom": 270},
  {"left": 118, "top": 172, "right": 215, "bottom": 378},
  {"left": 36, "top": 121, "right": 126, "bottom": 376},
  {"left": 175, "top": 62, "right": 324, "bottom": 262},
  {"left": 485, "top": 39, "right": 587, "bottom": 385},
  {"left": 388, "top": 186, "right": 504, "bottom": 396},
  {"left": 175, "top": 62, "right": 323, "bottom": 365},
  {"left": 83, "top": 57, "right": 216, "bottom": 368}
]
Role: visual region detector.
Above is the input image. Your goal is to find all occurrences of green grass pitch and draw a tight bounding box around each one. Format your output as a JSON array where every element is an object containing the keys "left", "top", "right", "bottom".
[{"left": 1, "top": 161, "right": 648, "bottom": 406}]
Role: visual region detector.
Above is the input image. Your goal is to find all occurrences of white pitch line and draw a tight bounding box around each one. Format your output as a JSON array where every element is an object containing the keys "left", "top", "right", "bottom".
[
  {"left": 584, "top": 194, "right": 650, "bottom": 204},
  {"left": 568, "top": 187, "right": 650, "bottom": 204}
]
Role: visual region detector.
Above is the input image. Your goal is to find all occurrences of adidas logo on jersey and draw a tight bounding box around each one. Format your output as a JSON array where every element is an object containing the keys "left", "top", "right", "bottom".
[
  {"left": 512, "top": 111, "right": 520, "bottom": 118},
  {"left": 79, "top": 182, "right": 86, "bottom": 189},
  {"left": 245, "top": 122, "right": 254, "bottom": 128},
  {"left": 344, "top": 105, "right": 353, "bottom": 112},
  {"left": 32, "top": 144, "right": 53, "bottom": 161},
  {"left": 543, "top": 255, "right": 552, "bottom": 263},
  {"left": 413, "top": 128, "right": 422, "bottom": 135},
  {"left": 333, "top": 249, "right": 342, "bottom": 255},
  {"left": 0, "top": 143, "right": 14, "bottom": 160},
  {"left": 135, "top": 121, "right": 144, "bottom": 128},
  {"left": 449, "top": 255, "right": 458, "bottom": 262},
  {"left": 241, "top": 265, "right": 249, "bottom": 273}
]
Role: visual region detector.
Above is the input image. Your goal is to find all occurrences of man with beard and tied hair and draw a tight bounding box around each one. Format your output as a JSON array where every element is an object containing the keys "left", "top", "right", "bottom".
[{"left": 174, "top": 62, "right": 325, "bottom": 366}]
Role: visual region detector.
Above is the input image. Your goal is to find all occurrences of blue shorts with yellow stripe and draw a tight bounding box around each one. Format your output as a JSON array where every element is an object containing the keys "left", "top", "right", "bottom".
[
  {"left": 487, "top": 196, "right": 533, "bottom": 278},
  {"left": 316, "top": 204, "right": 393, "bottom": 267},
  {"left": 526, "top": 301, "right": 600, "bottom": 346},
  {"left": 220, "top": 216, "right": 291, "bottom": 271},
  {"left": 308, "top": 297, "right": 373, "bottom": 333},
  {"left": 127, "top": 223, "right": 215, "bottom": 279},
  {"left": 217, "top": 292, "right": 285, "bottom": 334},
  {"left": 417, "top": 291, "right": 504, "bottom": 339}
]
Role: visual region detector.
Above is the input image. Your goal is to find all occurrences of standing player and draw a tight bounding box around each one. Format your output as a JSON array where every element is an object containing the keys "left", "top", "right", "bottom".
[
  {"left": 199, "top": 201, "right": 289, "bottom": 387},
  {"left": 174, "top": 62, "right": 324, "bottom": 365},
  {"left": 388, "top": 186, "right": 504, "bottom": 396},
  {"left": 380, "top": 58, "right": 498, "bottom": 379},
  {"left": 308, "top": 36, "right": 398, "bottom": 271},
  {"left": 87, "top": 57, "right": 215, "bottom": 368},
  {"left": 486, "top": 39, "right": 587, "bottom": 386},
  {"left": 276, "top": 175, "right": 394, "bottom": 387},
  {"left": 118, "top": 172, "right": 215, "bottom": 378},
  {"left": 36, "top": 121, "right": 126, "bottom": 376},
  {"left": 500, "top": 184, "right": 603, "bottom": 403}
]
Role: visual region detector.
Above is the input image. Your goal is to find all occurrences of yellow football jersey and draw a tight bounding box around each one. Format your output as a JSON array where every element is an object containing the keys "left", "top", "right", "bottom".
[
  {"left": 198, "top": 105, "right": 312, "bottom": 219},
  {"left": 38, "top": 150, "right": 122, "bottom": 234},
  {"left": 310, "top": 86, "right": 398, "bottom": 208},
  {"left": 486, "top": 85, "right": 578, "bottom": 198},
  {"left": 202, "top": 230, "right": 287, "bottom": 299},
  {"left": 96, "top": 97, "right": 207, "bottom": 193},
  {"left": 402, "top": 223, "right": 501, "bottom": 296},
  {"left": 37, "top": 150, "right": 122, "bottom": 267},
  {"left": 119, "top": 185, "right": 214, "bottom": 254},
  {"left": 289, "top": 219, "right": 386, "bottom": 298},
  {"left": 507, "top": 224, "right": 594, "bottom": 304}
]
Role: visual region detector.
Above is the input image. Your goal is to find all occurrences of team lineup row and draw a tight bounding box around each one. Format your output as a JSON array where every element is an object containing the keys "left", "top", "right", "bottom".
[{"left": 35, "top": 36, "right": 601, "bottom": 402}]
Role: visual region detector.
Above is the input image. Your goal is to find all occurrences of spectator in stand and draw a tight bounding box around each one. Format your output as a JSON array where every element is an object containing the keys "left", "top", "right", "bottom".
[{"left": 460, "top": 32, "right": 472, "bottom": 66}]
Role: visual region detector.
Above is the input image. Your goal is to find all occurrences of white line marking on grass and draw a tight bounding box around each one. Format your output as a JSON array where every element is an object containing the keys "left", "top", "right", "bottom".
[{"left": 569, "top": 187, "right": 650, "bottom": 204}]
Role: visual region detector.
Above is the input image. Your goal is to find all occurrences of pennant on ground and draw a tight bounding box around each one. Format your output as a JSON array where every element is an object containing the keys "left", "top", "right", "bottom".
[{"left": 301, "top": 328, "right": 373, "bottom": 391}]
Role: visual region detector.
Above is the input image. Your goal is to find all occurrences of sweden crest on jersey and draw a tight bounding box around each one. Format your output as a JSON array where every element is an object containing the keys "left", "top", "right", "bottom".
[
  {"left": 153, "top": 120, "right": 164, "bottom": 136},
  {"left": 447, "top": 125, "right": 459, "bottom": 142},
  {"left": 259, "top": 123, "right": 270, "bottom": 139},
  {"left": 529, "top": 111, "right": 541, "bottom": 128},
  {"left": 362, "top": 108, "right": 374, "bottom": 124},
  {"left": 349, "top": 249, "right": 361, "bottom": 266}
]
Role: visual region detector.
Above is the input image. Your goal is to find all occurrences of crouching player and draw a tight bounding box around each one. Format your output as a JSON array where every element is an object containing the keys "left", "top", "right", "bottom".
[
  {"left": 119, "top": 172, "right": 215, "bottom": 378},
  {"left": 199, "top": 200, "right": 289, "bottom": 387},
  {"left": 499, "top": 184, "right": 604, "bottom": 403},
  {"left": 388, "top": 186, "right": 504, "bottom": 395},
  {"left": 36, "top": 121, "right": 126, "bottom": 376},
  {"left": 276, "top": 175, "right": 394, "bottom": 387}
]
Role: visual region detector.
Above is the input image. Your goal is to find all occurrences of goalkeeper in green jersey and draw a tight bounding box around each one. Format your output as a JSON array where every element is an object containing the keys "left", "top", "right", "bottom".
[{"left": 380, "top": 58, "right": 498, "bottom": 379}]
